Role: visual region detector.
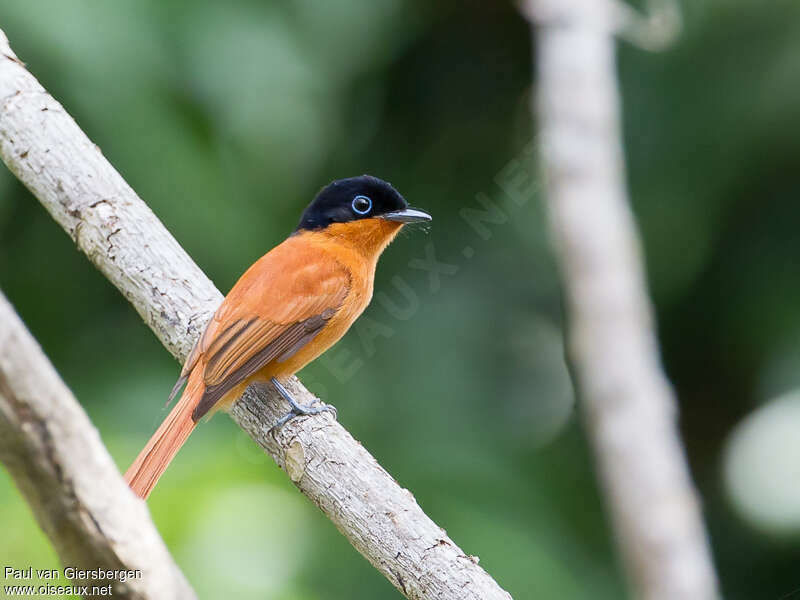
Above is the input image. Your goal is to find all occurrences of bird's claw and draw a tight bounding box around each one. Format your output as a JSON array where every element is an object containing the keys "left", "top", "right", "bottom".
[{"left": 269, "top": 377, "right": 338, "bottom": 431}]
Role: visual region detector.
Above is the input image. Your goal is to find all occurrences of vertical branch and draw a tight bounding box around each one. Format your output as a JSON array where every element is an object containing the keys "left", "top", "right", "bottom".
[
  {"left": 529, "top": 1, "right": 720, "bottom": 599},
  {"left": 0, "top": 291, "right": 195, "bottom": 600}
]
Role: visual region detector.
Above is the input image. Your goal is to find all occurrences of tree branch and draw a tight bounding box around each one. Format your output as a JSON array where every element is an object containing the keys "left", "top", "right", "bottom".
[
  {"left": 528, "top": 1, "right": 719, "bottom": 599},
  {"left": 0, "top": 28, "right": 511, "bottom": 600},
  {"left": 0, "top": 291, "right": 195, "bottom": 599}
]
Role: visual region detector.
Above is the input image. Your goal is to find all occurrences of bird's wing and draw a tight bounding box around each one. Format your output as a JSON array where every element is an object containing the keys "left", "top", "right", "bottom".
[{"left": 180, "top": 238, "right": 349, "bottom": 420}]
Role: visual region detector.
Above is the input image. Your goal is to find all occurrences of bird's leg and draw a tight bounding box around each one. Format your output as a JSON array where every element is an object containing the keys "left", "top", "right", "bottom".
[{"left": 270, "top": 377, "right": 337, "bottom": 429}]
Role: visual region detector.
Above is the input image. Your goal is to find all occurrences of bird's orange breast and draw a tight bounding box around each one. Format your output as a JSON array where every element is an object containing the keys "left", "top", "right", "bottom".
[
  {"left": 200, "top": 217, "right": 403, "bottom": 411},
  {"left": 267, "top": 218, "right": 403, "bottom": 378}
]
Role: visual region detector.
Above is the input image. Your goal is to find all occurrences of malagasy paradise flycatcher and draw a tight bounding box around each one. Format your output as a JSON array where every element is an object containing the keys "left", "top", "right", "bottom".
[{"left": 125, "top": 175, "right": 431, "bottom": 498}]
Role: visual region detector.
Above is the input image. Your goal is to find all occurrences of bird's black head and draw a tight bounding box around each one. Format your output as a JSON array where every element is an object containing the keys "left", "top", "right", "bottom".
[{"left": 296, "top": 175, "right": 431, "bottom": 232}]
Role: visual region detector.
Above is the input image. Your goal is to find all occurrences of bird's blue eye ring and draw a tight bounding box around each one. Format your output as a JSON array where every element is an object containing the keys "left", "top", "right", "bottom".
[{"left": 352, "top": 195, "right": 372, "bottom": 215}]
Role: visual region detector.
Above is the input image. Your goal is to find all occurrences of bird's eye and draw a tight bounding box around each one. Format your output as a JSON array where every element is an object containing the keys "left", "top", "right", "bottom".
[{"left": 352, "top": 195, "right": 372, "bottom": 215}]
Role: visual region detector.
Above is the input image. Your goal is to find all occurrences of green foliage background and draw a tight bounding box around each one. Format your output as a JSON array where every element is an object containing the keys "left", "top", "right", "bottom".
[{"left": 1, "top": 1, "right": 800, "bottom": 598}]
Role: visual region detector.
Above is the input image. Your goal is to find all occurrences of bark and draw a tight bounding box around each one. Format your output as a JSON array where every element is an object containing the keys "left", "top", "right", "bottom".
[
  {"left": 0, "top": 291, "right": 195, "bottom": 600},
  {"left": 529, "top": 1, "right": 720, "bottom": 599}
]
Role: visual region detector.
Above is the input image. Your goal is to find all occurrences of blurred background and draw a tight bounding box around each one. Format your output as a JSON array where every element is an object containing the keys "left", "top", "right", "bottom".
[{"left": 1, "top": 1, "right": 799, "bottom": 598}]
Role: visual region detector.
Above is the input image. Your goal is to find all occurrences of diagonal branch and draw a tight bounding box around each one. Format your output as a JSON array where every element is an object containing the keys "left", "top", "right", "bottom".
[
  {"left": 0, "top": 290, "right": 196, "bottom": 600},
  {"left": 0, "top": 28, "right": 511, "bottom": 600},
  {"left": 528, "top": 1, "right": 719, "bottom": 599}
]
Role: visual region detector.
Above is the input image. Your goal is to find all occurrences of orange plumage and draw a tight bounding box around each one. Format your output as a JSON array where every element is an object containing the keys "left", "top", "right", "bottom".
[{"left": 125, "top": 176, "right": 430, "bottom": 499}]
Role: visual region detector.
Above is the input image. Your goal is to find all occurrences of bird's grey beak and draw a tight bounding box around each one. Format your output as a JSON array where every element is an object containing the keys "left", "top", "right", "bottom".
[{"left": 380, "top": 207, "right": 432, "bottom": 223}]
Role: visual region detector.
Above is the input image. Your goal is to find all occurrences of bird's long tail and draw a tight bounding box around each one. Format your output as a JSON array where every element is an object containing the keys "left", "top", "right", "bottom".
[{"left": 124, "top": 368, "right": 203, "bottom": 499}]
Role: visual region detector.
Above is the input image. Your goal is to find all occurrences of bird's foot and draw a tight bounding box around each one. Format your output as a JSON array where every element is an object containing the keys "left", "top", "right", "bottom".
[{"left": 270, "top": 377, "right": 337, "bottom": 430}]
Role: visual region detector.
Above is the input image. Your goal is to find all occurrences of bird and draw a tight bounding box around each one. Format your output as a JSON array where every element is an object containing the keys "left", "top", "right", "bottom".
[{"left": 124, "top": 175, "right": 431, "bottom": 499}]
